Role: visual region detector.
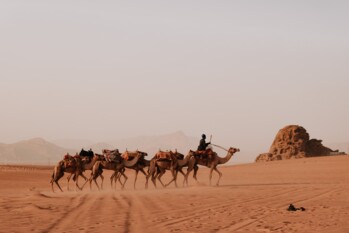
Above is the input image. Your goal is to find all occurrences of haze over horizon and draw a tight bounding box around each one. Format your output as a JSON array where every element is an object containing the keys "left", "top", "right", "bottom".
[{"left": 1, "top": 1, "right": 348, "bottom": 163}]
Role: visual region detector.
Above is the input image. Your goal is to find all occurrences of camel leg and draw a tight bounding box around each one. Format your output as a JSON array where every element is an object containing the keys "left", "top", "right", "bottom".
[
  {"left": 89, "top": 173, "right": 93, "bottom": 190},
  {"left": 92, "top": 170, "right": 104, "bottom": 190},
  {"left": 134, "top": 170, "right": 139, "bottom": 189},
  {"left": 80, "top": 173, "right": 89, "bottom": 190},
  {"left": 184, "top": 164, "right": 199, "bottom": 186},
  {"left": 50, "top": 180, "right": 54, "bottom": 192},
  {"left": 112, "top": 172, "right": 120, "bottom": 190},
  {"left": 177, "top": 168, "right": 187, "bottom": 187},
  {"left": 110, "top": 173, "right": 115, "bottom": 189},
  {"left": 54, "top": 180, "right": 64, "bottom": 192},
  {"left": 145, "top": 161, "right": 157, "bottom": 189},
  {"left": 66, "top": 173, "right": 73, "bottom": 191},
  {"left": 214, "top": 167, "right": 222, "bottom": 186},
  {"left": 51, "top": 172, "right": 64, "bottom": 192},
  {"left": 145, "top": 174, "right": 150, "bottom": 189},
  {"left": 51, "top": 173, "right": 62, "bottom": 192},
  {"left": 100, "top": 174, "right": 104, "bottom": 190},
  {"left": 89, "top": 171, "right": 97, "bottom": 191},
  {"left": 193, "top": 165, "right": 199, "bottom": 183},
  {"left": 139, "top": 168, "right": 148, "bottom": 177},
  {"left": 165, "top": 168, "right": 177, "bottom": 188},
  {"left": 88, "top": 176, "right": 94, "bottom": 190},
  {"left": 209, "top": 166, "right": 214, "bottom": 186},
  {"left": 110, "top": 171, "right": 122, "bottom": 190},
  {"left": 116, "top": 172, "right": 123, "bottom": 189},
  {"left": 157, "top": 170, "right": 166, "bottom": 188},
  {"left": 136, "top": 168, "right": 147, "bottom": 189},
  {"left": 178, "top": 168, "right": 186, "bottom": 178},
  {"left": 173, "top": 169, "right": 178, "bottom": 188},
  {"left": 75, "top": 173, "right": 86, "bottom": 191},
  {"left": 76, "top": 172, "right": 87, "bottom": 190},
  {"left": 91, "top": 171, "right": 102, "bottom": 191},
  {"left": 152, "top": 168, "right": 160, "bottom": 187},
  {"left": 145, "top": 169, "right": 152, "bottom": 189},
  {"left": 75, "top": 174, "right": 80, "bottom": 191},
  {"left": 178, "top": 169, "right": 187, "bottom": 187},
  {"left": 145, "top": 171, "right": 156, "bottom": 189},
  {"left": 151, "top": 171, "right": 157, "bottom": 188},
  {"left": 120, "top": 172, "right": 128, "bottom": 189},
  {"left": 183, "top": 168, "right": 192, "bottom": 187},
  {"left": 93, "top": 178, "right": 100, "bottom": 190}
]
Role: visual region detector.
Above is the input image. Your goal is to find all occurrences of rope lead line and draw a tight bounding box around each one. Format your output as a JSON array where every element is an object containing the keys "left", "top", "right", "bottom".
[{"left": 211, "top": 143, "right": 229, "bottom": 152}]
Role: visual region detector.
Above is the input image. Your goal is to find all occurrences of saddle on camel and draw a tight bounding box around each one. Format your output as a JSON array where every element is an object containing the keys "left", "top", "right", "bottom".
[
  {"left": 63, "top": 153, "right": 82, "bottom": 171},
  {"left": 79, "top": 148, "right": 94, "bottom": 162},
  {"left": 154, "top": 150, "right": 183, "bottom": 161},
  {"left": 195, "top": 148, "right": 215, "bottom": 161},
  {"left": 154, "top": 150, "right": 172, "bottom": 161},
  {"left": 102, "top": 149, "right": 122, "bottom": 163},
  {"left": 121, "top": 150, "right": 148, "bottom": 161}
]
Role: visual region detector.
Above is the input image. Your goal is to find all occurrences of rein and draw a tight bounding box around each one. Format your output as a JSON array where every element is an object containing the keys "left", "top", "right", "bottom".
[{"left": 211, "top": 143, "right": 229, "bottom": 152}]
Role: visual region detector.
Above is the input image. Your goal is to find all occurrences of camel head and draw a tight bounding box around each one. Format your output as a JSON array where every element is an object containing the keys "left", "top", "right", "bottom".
[
  {"left": 137, "top": 150, "right": 148, "bottom": 157},
  {"left": 187, "top": 150, "right": 196, "bottom": 157},
  {"left": 94, "top": 153, "right": 105, "bottom": 160},
  {"left": 228, "top": 147, "right": 240, "bottom": 155}
]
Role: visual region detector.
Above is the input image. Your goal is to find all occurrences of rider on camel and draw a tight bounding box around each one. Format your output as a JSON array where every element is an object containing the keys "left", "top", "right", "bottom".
[{"left": 197, "top": 134, "right": 212, "bottom": 160}]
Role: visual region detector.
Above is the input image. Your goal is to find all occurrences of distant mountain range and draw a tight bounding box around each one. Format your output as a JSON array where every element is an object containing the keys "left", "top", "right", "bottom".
[
  {"left": 0, "top": 138, "right": 75, "bottom": 165},
  {"left": 0, "top": 131, "right": 198, "bottom": 165}
]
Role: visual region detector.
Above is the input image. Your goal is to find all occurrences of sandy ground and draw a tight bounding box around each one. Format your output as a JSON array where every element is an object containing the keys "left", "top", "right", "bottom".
[{"left": 0, "top": 155, "right": 348, "bottom": 233}]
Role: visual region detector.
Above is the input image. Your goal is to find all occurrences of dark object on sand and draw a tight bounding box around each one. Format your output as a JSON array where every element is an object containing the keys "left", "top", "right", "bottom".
[{"left": 288, "top": 204, "right": 306, "bottom": 211}]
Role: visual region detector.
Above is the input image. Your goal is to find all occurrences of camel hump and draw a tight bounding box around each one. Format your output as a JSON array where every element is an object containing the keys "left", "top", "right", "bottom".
[
  {"left": 64, "top": 154, "right": 73, "bottom": 160},
  {"left": 155, "top": 151, "right": 171, "bottom": 160}
]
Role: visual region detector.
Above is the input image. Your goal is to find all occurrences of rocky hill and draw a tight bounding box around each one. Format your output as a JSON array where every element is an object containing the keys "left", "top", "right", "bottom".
[
  {"left": 0, "top": 138, "right": 74, "bottom": 165},
  {"left": 256, "top": 125, "right": 337, "bottom": 162}
]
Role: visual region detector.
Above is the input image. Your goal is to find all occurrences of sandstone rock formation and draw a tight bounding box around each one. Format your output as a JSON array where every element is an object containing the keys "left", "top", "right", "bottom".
[{"left": 256, "top": 125, "right": 336, "bottom": 162}]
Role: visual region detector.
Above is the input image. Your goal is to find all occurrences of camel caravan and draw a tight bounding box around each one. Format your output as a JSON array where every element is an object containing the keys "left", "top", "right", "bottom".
[{"left": 50, "top": 135, "right": 240, "bottom": 192}]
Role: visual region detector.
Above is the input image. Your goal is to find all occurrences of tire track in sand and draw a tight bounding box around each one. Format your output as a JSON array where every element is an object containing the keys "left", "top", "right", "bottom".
[
  {"left": 41, "top": 193, "right": 97, "bottom": 232},
  {"left": 119, "top": 193, "right": 170, "bottom": 233}
]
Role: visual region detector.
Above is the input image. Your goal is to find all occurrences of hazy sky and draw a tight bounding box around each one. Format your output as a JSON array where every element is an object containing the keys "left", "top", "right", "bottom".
[{"left": 1, "top": 1, "right": 348, "bottom": 162}]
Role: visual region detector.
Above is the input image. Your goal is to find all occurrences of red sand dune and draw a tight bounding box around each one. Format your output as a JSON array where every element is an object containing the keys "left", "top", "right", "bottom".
[{"left": 0, "top": 155, "right": 348, "bottom": 232}]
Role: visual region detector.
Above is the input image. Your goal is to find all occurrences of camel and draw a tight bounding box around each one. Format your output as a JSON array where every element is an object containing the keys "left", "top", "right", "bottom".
[
  {"left": 75, "top": 153, "right": 104, "bottom": 189},
  {"left": 50, "top": 152, "right": 103, "bottom": 192},
  {"left": 145, "top": 150, "right": 190, "bottom": 189},
  {"left": 50, "top": 154, "right": 84, "bottom": 192},
  {"left": 89, "top": 153, "right": 142, "bottom": 190},
  {"left": 184, "top": 147, "right": 240, "bottom": 186},
  {"left": 110, "top": 150, "right": 150, "bottom": 189}
]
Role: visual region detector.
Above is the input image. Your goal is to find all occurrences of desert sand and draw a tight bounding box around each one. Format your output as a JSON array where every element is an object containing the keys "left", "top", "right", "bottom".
[{"left": 0, "top": 155, "right": 348, "bottom": 233}]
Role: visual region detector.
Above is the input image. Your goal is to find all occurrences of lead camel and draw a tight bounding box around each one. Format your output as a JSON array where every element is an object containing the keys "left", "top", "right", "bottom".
[{"left": 184, "top": 147, "right": 240, "bottom": 186}]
